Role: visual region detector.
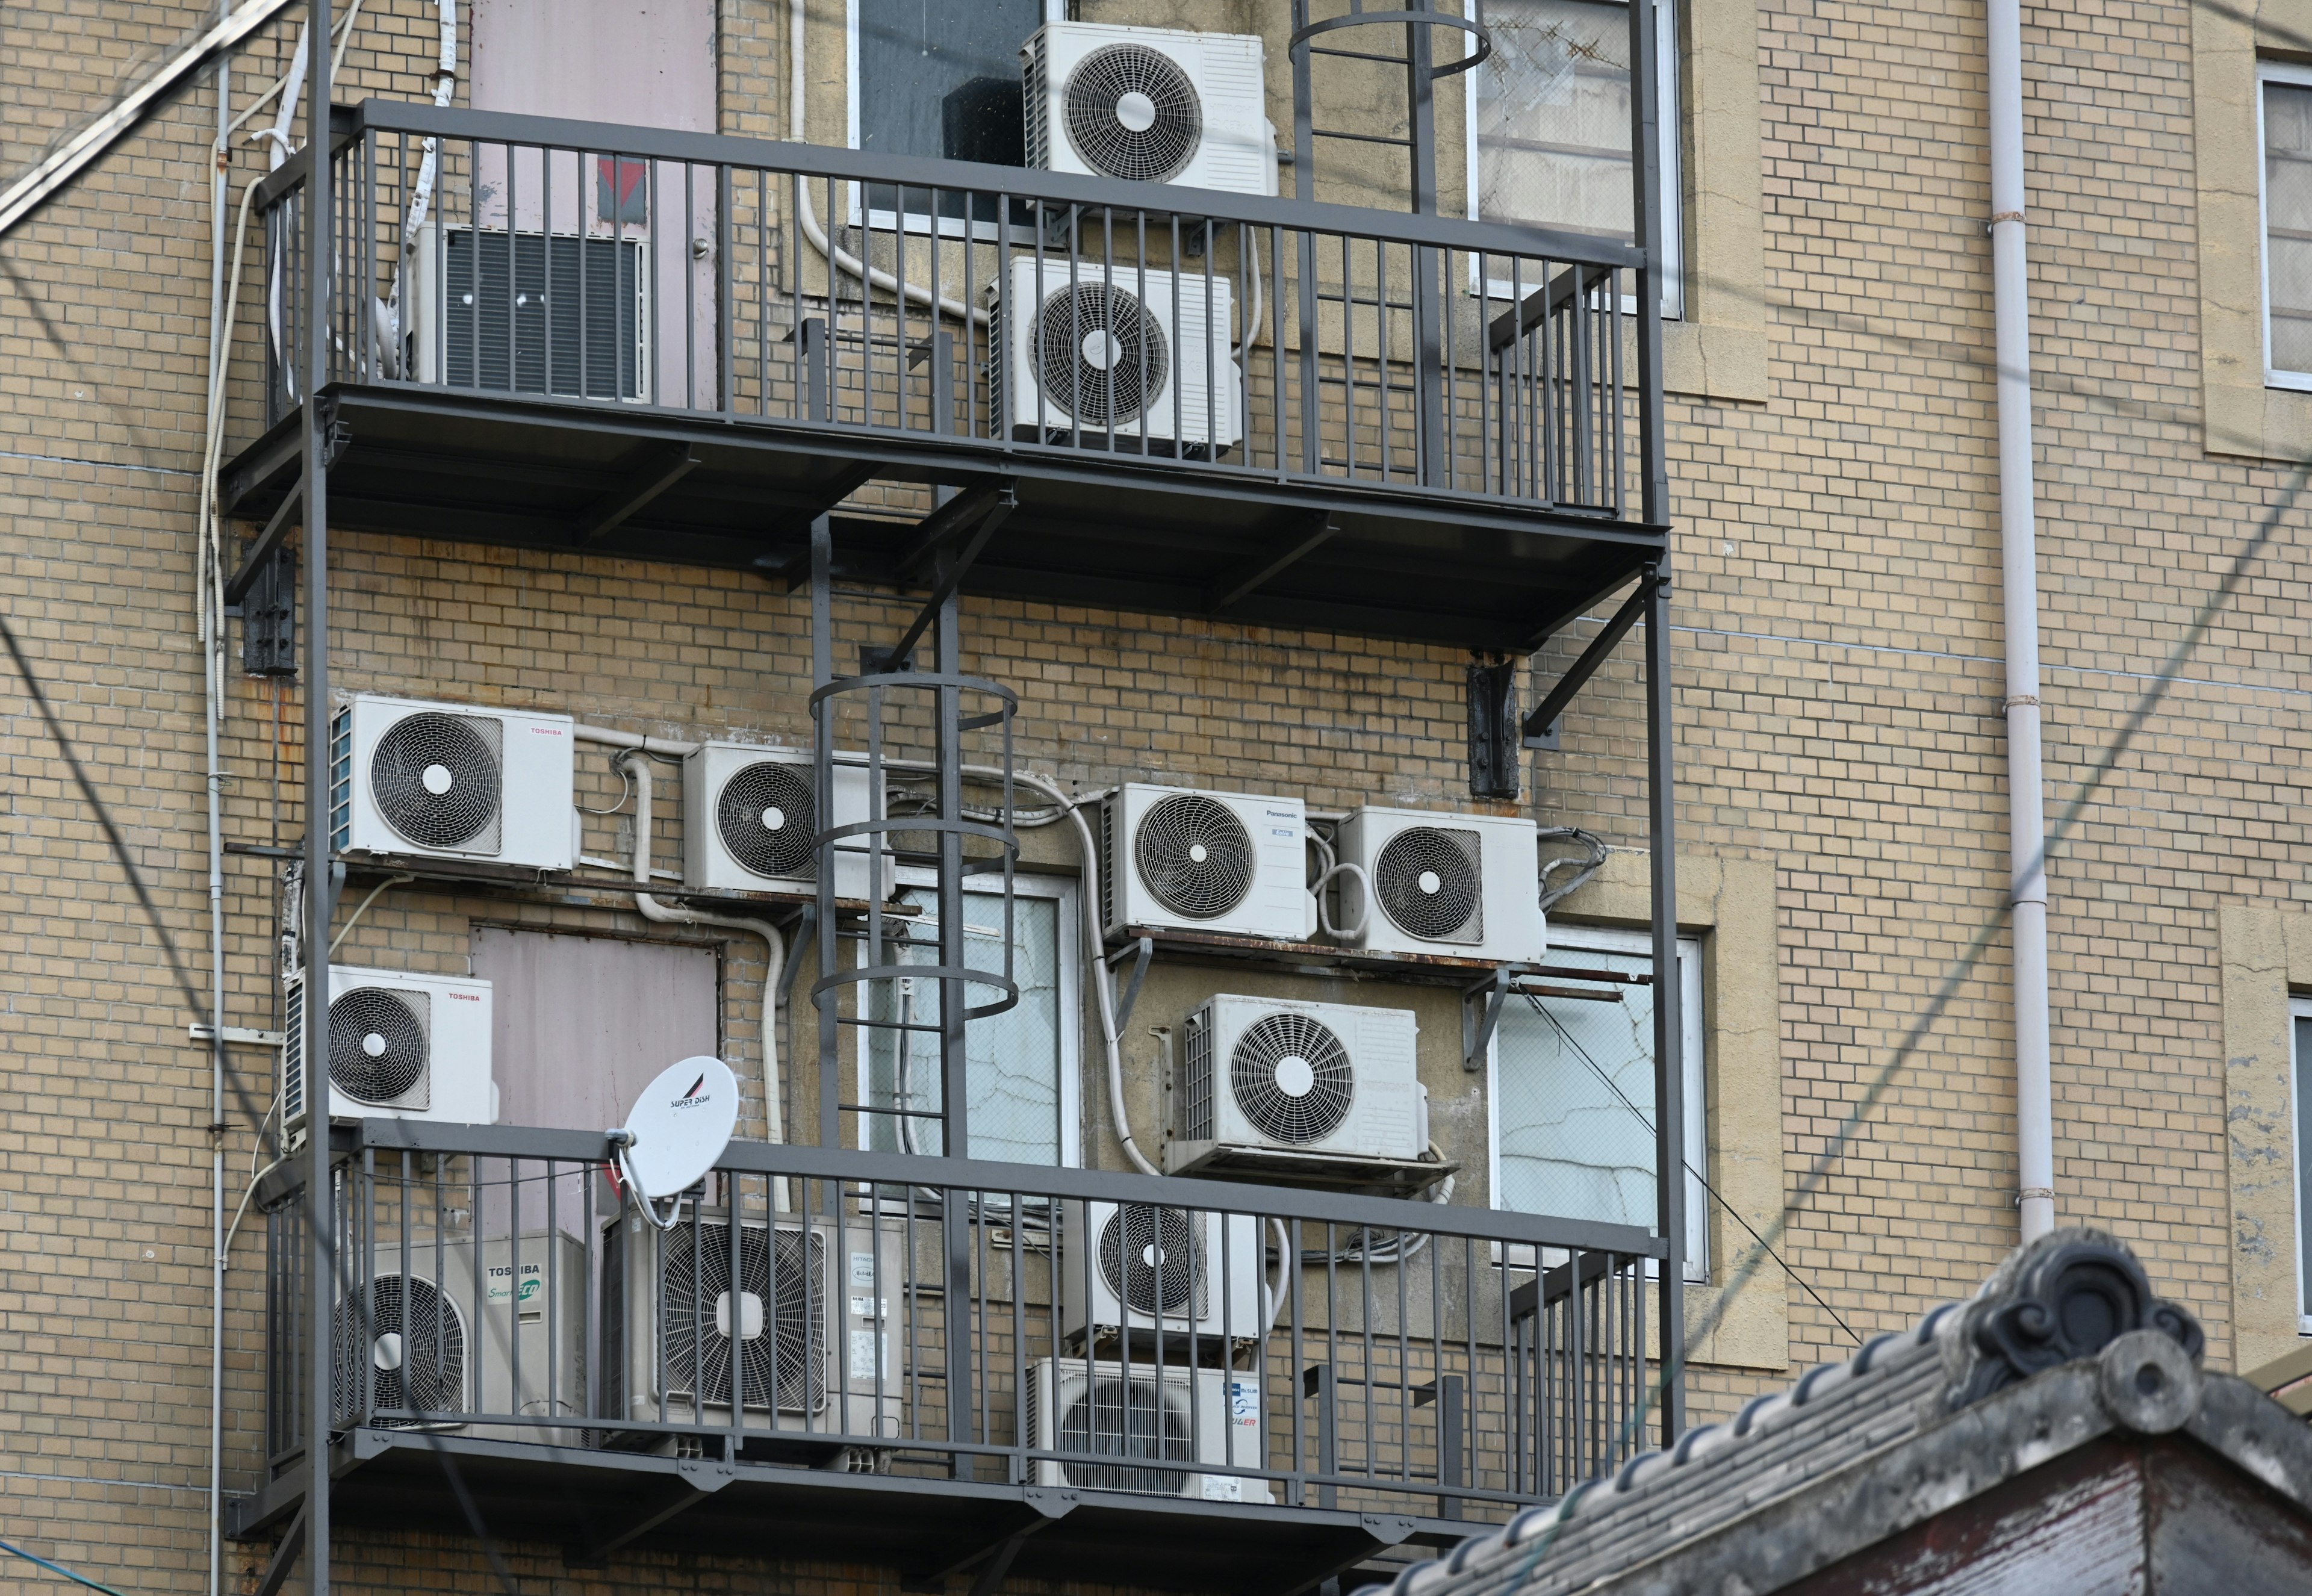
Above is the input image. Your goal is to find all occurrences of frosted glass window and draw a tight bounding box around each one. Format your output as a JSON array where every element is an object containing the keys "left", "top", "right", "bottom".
[{"left": 2265, "top": 74, "right": 2312, "bottom": 383}]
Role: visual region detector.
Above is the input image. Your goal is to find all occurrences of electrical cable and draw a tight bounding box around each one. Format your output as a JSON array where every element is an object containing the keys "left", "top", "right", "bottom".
[{"left": 0, "top": 1536, "right": 131, "bottom": 1596}]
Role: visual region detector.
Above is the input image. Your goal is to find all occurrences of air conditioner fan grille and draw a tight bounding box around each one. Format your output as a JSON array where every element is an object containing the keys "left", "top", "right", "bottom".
[
  {"left": 1063, "top": 43, "right": 1203, "bottom": 183},
  {"left": 716, "top": 760, "right": 816, "bottom": 880},
  {"left": 1230, "top": 1011, "right": 1353, "bottom": 1144},
  {"left": 1133, "top": 794, "right": 1252, "bottom": 920},
  {"left": 660, "top": 1222, "right": 825, "bottom": 1414},
  {"left": 1058, "top": 1373, "right": 1195, "bottom": 1495},
  {"left": 1375, "top": 825, "right": 1484, "bottom": 942},
  {"left": 335, "top": 1273, "right": 465, "bottom": 1424},
  {"left": 370, "top": 711, "right": 501, "bottom": 850},
  {"left": 1035, "top": 283, "right": 1169, "bottom": 427},
  {"left": 329, "top": 987, "right": 428, "bottom": 1105},
  {"left": 1097, "top": 1204, "right": 1203, "bottom": 1318}
]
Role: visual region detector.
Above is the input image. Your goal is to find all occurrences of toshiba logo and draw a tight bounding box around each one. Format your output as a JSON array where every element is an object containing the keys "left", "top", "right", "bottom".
[
  {"left": 448, "top": 992, "right": 482, "bottom": 1001},
  {"left": 530, "top": 725, "right": 566, "bottom": 736}
]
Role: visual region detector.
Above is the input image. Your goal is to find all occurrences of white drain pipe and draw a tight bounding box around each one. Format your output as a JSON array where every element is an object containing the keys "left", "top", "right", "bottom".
[{"left": 1987, "top": 0, "right": 2054, "bottom": 1241}]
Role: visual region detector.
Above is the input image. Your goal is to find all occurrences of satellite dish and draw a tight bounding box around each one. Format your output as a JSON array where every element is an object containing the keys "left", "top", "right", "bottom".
[{"left": 614, "top": 1055, "right": 739, "bottom": 1209}]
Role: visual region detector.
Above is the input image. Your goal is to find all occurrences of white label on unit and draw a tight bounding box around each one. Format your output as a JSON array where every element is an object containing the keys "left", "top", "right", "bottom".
[
  {"left": 848, "top": 1329, "right": 887, "bottom": 1381},
  {"left": 850, "top": 1252, "right": 878, "bottom": 1288},
  {"left": 848, "top": 1296, "right": 888, "bottom": 1320},
  {"left": 1230, "top": 1379, "right": 1260, "bottom": 1427},
  {"left": 1201, "top": 1474, "right": 1245, "bottom": 1501}
]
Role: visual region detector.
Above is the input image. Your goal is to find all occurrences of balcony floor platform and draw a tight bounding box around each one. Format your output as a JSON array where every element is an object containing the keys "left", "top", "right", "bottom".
[{"left": 222, "top": 388, "right": 1667, "bottom": 652}]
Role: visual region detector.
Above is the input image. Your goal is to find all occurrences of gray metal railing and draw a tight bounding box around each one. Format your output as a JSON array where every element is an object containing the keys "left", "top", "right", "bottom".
[
  {"left": 262, "top": 1120, "right": 1662, "bottom": 1522},
  {"left": 255, "top": 101, "right": 1649, "bottom": 518}
]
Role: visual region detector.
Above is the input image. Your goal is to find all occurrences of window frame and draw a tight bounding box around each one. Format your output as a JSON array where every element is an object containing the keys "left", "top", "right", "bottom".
[
  {"left": 1461, "top": 0, "right": 1685, "bottom": 319},
  {"left": 2292, "top": 992, "right": 2312, "bottom": 1333},
  {"left": 1484, "top": 923, "right": 1708, "bottom": 1281},
  {"left": 2259, "top": 61, "right": 2312, "bottom": 391},
  {"left": 850, "top": 864, "right": 1083, "bottom": 1167}
]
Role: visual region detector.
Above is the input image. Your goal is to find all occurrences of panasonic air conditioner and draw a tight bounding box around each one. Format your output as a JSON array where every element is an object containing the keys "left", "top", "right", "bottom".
[
  {"left": 334, "top": 1231, "right": 588, "bottom": 1445},
  {"left": 1100, "top": 783, "right": 1308, "bottom": 942},
  {"left": 329, "top": 693, "right": 577, "bottom": 871},
  {"left": 1022, "top": 23, "right": 1278, "bottom": 197},
  {"left": 1169, "top": 995, "right": 1426, "bottom": 1173},
  {"left": 1059, "top": 1201, "right": 1265, "bottom": 1347},
  {"left": 682, "top": 743, "right": 880, "bottom": 899},
  {"left": 282, "top": 964, "right": 495, "bottom": 1145},
  {"left": 990, "top": 259, "right": 1241, "bottom": 451},
  {"left": 1334, "top": 807, "right": 1543, "bottom": 962},
  {"left": 600, "top": 1207, "right": 907, "bottom": 1450},
  {"left": 1025, "top": 1357, "right": 1270, "bottom": 1503},
  {"left": 405, "top": 220, "right": 651, "bottom": 401}
]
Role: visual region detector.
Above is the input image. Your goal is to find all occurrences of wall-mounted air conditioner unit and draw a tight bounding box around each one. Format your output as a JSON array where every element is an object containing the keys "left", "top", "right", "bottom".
[
  {"left": 329, "top": 692, "right": 577, "bottom": 871},
  {"left": 1059, "top": 1201, "right": 1265, "bottom": 1348},
  {"left": 1169, "top": 995, "right": 1425, "bottom": 1173},
  {"left": 283, "top": 964, "right": 495, "bottom": 1144},
  {"left": 1335, "top": 807, "right": 1543, "bottom": 962},
  {"left": 600, "top": 1208, "right": 906, "bottom": 1450},
  {"left": 682, "top": 743, "right": 878, "bottom": 899},
  {"left": 1023, "top": 23, "right": 1278, "bottom": 197},
  {"left": 334, "top": 1230, "right": 588, "bottom": 1445},
  {"left": 1025, "top": 1357, "right": 1270, "bottom": 1503},
  {"left": 1100, "top": 783, "right": 1308, "bottom": 942},
  {"left": 405, "top": 222, "right": 651, "bottom": 401},
  {"left": 990, "top": 259, "right": 1241, "bottom": 452}
]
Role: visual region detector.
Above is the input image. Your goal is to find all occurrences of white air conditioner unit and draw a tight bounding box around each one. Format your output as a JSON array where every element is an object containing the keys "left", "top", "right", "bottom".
[
  {"left": 1023, "top": 23, "right": 1278, "bottom": 197},
  {"left": 1025, "top": 1357, "right": 1270, "bottom": 1503},
  {"left": 282, "top": 964, "right": 495, "bottom": 1144},
  {"left": 682, "top": 743, "right": 879, "bottom": 899},
  {"left": 1101, "top": 783, "right": 1308, "bottom": 942},
  {"left": 1169, "top": 994, "right": 1425, "bottom": 1172},
  {"left": 1335, "top": 807, "right": 1543, "bottom": 962},
  {"left": 405, "top": 221, "right": 652, "bottom": 402},
  {"left": 1059, "top": 1201, "right": 1265, "bottom": 1347},
  {"left": 600, "top": 1207, "right": 906, "bottom": 1450},
  {"left": 991, "top": 258, "right": 1241, "bottom": 451},
  {"left": 334, "top": 1231, "right": 588, "bottom": 1445},
  {"left": 329, "top": 692, "right": 577, "bottom": 871}
]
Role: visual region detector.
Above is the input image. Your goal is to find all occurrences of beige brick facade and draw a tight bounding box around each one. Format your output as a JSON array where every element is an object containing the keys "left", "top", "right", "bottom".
[{"left": 4, "top": 0, "right": 2311, "bottom": 1590}]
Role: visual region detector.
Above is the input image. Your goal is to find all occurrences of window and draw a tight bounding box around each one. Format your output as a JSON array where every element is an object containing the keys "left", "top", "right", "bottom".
[
  {"left": 2263, "top": 65, "right": 2312, "bottom": 390},
  {"left": 849, "top": 0, "right": 1060, "bottom": 222},
  {"left": 857, "top": 871, "right": 1081, "bottom": 1166},
  {"left": 1488, "top": 925, "right": 1706, "bottom": 1279},
  {"left": 2293, "top": 996, "right": 2312, "bottom": 1333},
  {"left": 1465, "top": 0, "right": 1683, "bottom": 316}
]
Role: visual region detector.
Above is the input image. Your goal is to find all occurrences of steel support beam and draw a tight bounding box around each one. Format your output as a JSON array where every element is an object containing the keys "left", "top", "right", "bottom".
[
  {"left": 886, "top": 486, "right": 1015, "bottom": 668},
  {"left": 894, "top": 480, "right": 1008, "bottom": 578},
  {"left": 564, "top": 1459, "right": 735, "bottom": 1567},
  {"left": 1208, "top": 514, "right": 1334, "bottom": 612},
  {"left": 901, "top": 1491, "right": 1077, "bottom": 1591},
  {"left": 1643, "top": 567, "right": 1685, "bottom": 1445},
  {"left": 224, "top": 486, "right": 302, "bottom": 606},
  {"left": 250, "top": 1508, "right": 306, "bottom": 1596},
  {"left": 1521, "top": 580, "right": 1648, "bottom": 747},
  {"left": 572, "top": 445, "right": 698, "bottom": 545}
]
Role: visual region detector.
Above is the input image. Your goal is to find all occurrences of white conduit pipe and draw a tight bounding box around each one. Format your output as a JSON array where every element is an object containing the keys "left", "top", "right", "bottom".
[{"left": 1987, "top": 0, "right": 2054, "bottom": 1242}]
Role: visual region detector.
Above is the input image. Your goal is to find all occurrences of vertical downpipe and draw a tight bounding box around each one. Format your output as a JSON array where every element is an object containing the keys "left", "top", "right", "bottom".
[
  {"left": 1987, "top": 0, "right": 2056, "bottom": 1241},
  {"left": 205, "top": 20, "right": 231, "bottom": 1596}
]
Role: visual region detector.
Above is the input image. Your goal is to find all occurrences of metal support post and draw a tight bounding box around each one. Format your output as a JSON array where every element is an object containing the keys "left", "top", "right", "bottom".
[
  {"left": 298, "top": 4, "right": 335, "bottom": 1589},
  {"left": 812, "top": 515, "right": 838, "bottom": 1155},
  {"left": 934, "top": 548, "right": 975, "bottom": 1464},
  {"left": 1642, "top": 570, "right": 1684, "bottom": 1445}
]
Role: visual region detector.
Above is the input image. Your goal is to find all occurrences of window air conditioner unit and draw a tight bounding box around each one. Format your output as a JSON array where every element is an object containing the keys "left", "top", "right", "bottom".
[
  {"left": 682, "top": 743, "right": 879, "bottom": 899},
  {"left": 600, "top": 1208, "right": 906, "bottom": 1451},
  {"left": 990, "top": 259, "right": 1241, "bottom": 452},
  {"left": 1334, "top": 807, "right": 1543, "bottom": 962},
  {"left": 334, "top": 1230, "right": 588, "bottom": 1445},
  {"left": 282, "top": 964, "right": 495, "bottom": 1145},
  {"left": 1022, "top": 22, "right": 1278, "bottom": 197},
  {"left": 1169, "top": 994, "right": 1425, "bottom": 1171},
  {"left": 405, "top": 222, "right": 651, "bottom": 401},
  {"left": 1059, "top": 1201, "right": 1265, "bottom": 1348},
  {"left": 329, "top": 693, "right": 577, "bottom": 871},
  {"left": 1100, "top": 783, "right": 1309, "bottom": 942},
  {"left": 1024, "top": 1356, "right": 1270, "bottom": 1503}
]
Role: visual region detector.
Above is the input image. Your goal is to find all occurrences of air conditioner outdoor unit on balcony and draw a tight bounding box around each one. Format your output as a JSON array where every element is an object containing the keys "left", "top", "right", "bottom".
[
  {"left": 333, "top": 1230, "right": 588, "bottom": 1445},
  {"left": 990, "top": 259, "right": 1241, "bottom": 452},
  {"left": 1024, "top": 1357, "right": 1270, "bottom": 1502},
  {"left": 1335, "top": 807, "right": 1544, "bottom": 962},
  {"left": 329, "top": 692, "right": 576, "bottom": 871},
  {"left": 405, "top": 222, "right": 651, "bottom": 402},
  {"left": 1058, "top": 1201, "right": 1265, "bottom": 1349},
  {"left": 600, "top": 1206, "right": 906, "bottom": 1452},
  {"left": 1100, "top": 783, "right": 1308, "bottom": 942},
  {"left": 1169, "top": 994, "right": 1425, "bottom": 1173},
  {"left": 282, "top": 963, "right": 495, "bottom": 1146},
  {"left": 682, "top": 743, "right": 879, "bottom": 899},
  {"left": 1022, "top": 22, "right": 1278, "bottom": 197}
]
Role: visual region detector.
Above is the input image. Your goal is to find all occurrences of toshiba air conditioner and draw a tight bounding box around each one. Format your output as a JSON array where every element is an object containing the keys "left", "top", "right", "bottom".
[
  {"left": 334, "top": 1230, "right": 587, "bottom": 1446},
  {"left": 991, "top": 259, "right": 1241, "bottom": 451},
  {"left": 682, "top": 743, "right": 879, "bottom": 899},
  {"left": 283, "top": 964, "right": 495, "bottom": 1144},
  {"left": 1101, "top": 783, "right": 1308, "bottom": 942},
  {"left": 1335, "top": 807, "right": 1543, "bottom": 962},
  {"left": 1022, "top": 23, "right": 1278, "bottom": 197},
  {"left": 1169, "top": 995, "right": 1426, "bottom": 1172},
  {"left": 1025, "top": 1357, "right": 1270, "bottom": 1503},
  {"left": 329, "top": 693, "right": 577, "bottom": 871},
  {"left": 1059, "top": 1201, "right": 1265, "bottom": 1348},
  {"left": 405, "top": 220, "right": 651, "bottom": 401},
  {"left": 600, "top": 1207, "right": 907, "bottom": 1450}
]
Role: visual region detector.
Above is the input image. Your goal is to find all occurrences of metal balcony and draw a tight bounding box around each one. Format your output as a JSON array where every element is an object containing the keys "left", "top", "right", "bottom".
[
  {"left": 221, "top": 101, "right": 1667, "bottom": 650},
  {"left": 235, "top": 1120, "right": 1662, "bottom": 1588}
]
